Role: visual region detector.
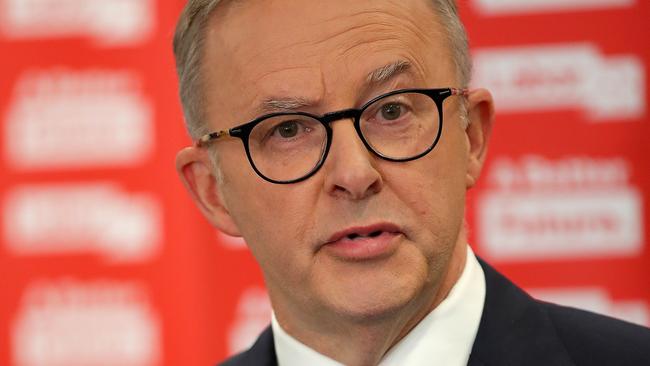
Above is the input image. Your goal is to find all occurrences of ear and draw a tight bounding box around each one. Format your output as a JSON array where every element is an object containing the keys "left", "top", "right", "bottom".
[
  {"left": 464, "top": 88, "right": 495, "bottom": 189},
  {"left": 176, "top": 146, "right": 242, "bottom": 236}
]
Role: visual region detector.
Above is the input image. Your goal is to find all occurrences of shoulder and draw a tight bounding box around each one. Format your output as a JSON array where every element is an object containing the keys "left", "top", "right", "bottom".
[
  {"left": 217, "top": 326, "right": 277, "bottom": 366},
  {"left": 472, "top": 258, "right": 650, "bottom": 366},
  {"left": 541, "top": 301, "right": 650, "bottom": 365},
  {"left": 219, "top": 352, "right": 248, "bottom": 366}
]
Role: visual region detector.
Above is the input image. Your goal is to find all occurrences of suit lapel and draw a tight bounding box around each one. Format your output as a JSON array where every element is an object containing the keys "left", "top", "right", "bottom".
[
  {"left": 230, "top": 326, "right": 277, "bottom": 366},
  {"left": 250, "top": 326, "right": 277, "bottom": 366},
  {"left": 468, "top": 259, "right": 575, "bottom": 366}
]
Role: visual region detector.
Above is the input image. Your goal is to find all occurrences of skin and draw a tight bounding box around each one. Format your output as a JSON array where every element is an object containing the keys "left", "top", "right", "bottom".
[{"left": 176, "top": 0, "right": 494, "bottom": 365}]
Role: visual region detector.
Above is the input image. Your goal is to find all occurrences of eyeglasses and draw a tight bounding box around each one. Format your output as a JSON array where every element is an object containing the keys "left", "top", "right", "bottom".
[{"left": 196, "top": 87, "right": 468, "bottom": 184}]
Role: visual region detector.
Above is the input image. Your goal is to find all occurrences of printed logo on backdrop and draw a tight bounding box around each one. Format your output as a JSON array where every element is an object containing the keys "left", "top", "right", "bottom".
[
  {"left": 472, "top": 0, "right": 635, "bottom": 15},
  {"left": 529, "top": 287, "right": 649, "bottom": 327},
  {"left": 477, "top": 156, "right": 644, "bottom": 260},
  {"left": 3, "top": 183, "right": 162, "bottom": 263},
  {"left": 4, "top": 68, "right": 153, "bottom": 169},
  {"left": 0, "top": 0, "right": 155, "bottom": 46},
  {"left": 12, "top": 279, "right": 161, "bottom": 366},
  {"left": 228, "top": 287, "right": 271, "bottom": 355},
  {"left": 473, "top": 44, "right": 645, "bottom": 121}
]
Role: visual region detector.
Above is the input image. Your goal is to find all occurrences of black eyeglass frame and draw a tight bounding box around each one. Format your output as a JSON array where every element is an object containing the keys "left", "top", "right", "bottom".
[{"left": 196, "top": 87, "right": 469, "bottom": 184}]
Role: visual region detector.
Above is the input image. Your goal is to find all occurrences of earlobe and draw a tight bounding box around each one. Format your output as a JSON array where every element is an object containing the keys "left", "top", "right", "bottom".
[
  {"left": 176, "top": 147, "right": 242, "bottom": 237},
  {"left": 464, "top": 88, "right": 495, "bottom": 189}
]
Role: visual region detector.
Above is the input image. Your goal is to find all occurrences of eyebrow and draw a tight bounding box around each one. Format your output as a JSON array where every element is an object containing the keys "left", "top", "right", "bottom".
[
  {"left": 366, "top": 60, "right": 412, "bottom": 85},
  {"left": 260, "top": 97, "right": 312, "bottom": 114},
  {"left": 256, "top": 60, "right": 413, "bottom": 115}
]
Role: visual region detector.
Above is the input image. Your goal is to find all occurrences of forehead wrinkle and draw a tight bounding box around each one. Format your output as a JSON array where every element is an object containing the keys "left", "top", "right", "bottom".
[
  {"left": 264, "top": 8, "right": 427, "bottom": 58},
  {"left": 362, "top": 7, "right": 449, "bottom": 78},
  {"left": 253, "top": 64, "right": 318, "bottom": 84},
  {"left": 326, "top": 14, "right": 440, "bottom": 83},
  {"left": 266, "top": 10, "right": 402, "bottom": 53},
  {"left": 337, "top": 33, "right": 400, "bottom": 58},
  {"left": 238, "top": 17, "right": 382, "bottom": 63},
  {"left": 246, "top": 63, "right": 325, "bottom": 115},
  {"left": 330, "top": 7, "right": 437, "bottom": 47},
  {"left": 255, "top": 61, "right": 414, "bottom": 116}
]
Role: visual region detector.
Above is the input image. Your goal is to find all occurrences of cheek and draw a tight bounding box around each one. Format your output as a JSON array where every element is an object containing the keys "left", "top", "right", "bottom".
[
  {"left": 405, "top": 172, "right": 466, "bottom": 239},
  {"left": 388, "top": 132, "right": 468, "bottom": 214},
  {"left": 383, "top": 127, "right": 469, "bottom": 244},
  {"left": 224, "top": 184, "right": 296, "bottom": 242},
  {"left": 220, "top": 176, "right": 317, "bottom": 267}
]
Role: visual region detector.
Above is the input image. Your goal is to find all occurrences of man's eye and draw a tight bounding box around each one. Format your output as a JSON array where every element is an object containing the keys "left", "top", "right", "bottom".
[
  {"left": 275, "top": 121, "right": 300, "bottom": 138},
  {"left": 380, "top": 103, "right": 403, "bottom": 121}
]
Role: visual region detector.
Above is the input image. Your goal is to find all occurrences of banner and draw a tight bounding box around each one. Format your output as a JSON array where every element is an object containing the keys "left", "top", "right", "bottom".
[{"left": 1, "top": 0, "right": 648, "bottom": 364}]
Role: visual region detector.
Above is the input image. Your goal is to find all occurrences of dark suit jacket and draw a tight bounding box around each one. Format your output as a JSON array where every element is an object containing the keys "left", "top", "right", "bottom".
[{"left": 220, "top": 260, "right": 650, "bottom": 365}]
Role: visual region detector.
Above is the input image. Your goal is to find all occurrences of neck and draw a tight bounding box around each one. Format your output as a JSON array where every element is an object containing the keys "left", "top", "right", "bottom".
[{"left": 271, "top": 240, "right": 468, "bottom": 366}]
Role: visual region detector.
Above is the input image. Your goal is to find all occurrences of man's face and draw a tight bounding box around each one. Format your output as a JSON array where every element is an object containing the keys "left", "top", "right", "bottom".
[{"left": 190, "top": 0, "right": 489, "bottom": 325}]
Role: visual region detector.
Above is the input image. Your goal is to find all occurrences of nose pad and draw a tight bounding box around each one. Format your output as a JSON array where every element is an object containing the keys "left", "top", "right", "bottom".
[{"left": 323, "top": 120, "right": 383, "bottom": 199}]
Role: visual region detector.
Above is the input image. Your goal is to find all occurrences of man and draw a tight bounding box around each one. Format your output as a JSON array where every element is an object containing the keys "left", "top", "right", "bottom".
[{"left": 172, "top": 0, "right": 650, "bottom": 365}]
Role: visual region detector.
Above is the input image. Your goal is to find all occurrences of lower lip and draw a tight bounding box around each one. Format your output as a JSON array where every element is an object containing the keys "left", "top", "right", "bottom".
[{"left": 323, "top": 232, "right": 402, "bottom": 260}]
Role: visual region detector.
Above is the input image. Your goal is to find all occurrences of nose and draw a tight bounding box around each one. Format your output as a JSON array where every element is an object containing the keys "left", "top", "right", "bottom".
[{"left": 322, "top": 120, "right": 383, "bottom": 200}]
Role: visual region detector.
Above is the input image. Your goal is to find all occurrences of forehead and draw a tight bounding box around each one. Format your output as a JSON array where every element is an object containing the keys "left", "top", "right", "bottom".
[{"left": 203, "top": 0, "right": 454, "bottom": 123}]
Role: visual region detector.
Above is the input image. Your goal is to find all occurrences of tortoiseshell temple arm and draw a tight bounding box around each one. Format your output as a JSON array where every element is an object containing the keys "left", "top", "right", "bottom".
[
  {"left": 195, "top": 130, "right": 232, "bottom": 147},
  {"left": 450, "top": 88, "right": 469, "bottom": 97}
]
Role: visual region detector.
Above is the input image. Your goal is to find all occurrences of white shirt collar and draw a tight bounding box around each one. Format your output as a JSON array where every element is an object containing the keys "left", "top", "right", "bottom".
[{"left": 272, "top": 245, "right": 486, "bottom": 366}]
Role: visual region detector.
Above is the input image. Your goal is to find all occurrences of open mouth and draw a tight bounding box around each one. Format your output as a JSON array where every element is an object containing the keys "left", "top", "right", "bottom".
[
  {"left": 346, "top": 230, "right": 384, "bottom": 240},
  {"left": 324, "top": 223, "right": 403, "bottom": 246},
  {"left": 326, "top": 223, "right": 402, "bottom": 244},
  {"left": 323, "top": 225, "right": 402, "bottom": 260}
]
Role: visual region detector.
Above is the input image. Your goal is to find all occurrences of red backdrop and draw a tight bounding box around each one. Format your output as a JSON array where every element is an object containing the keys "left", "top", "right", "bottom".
[{"left": 1, "top": 0, "right": 648, "bottom": 365}]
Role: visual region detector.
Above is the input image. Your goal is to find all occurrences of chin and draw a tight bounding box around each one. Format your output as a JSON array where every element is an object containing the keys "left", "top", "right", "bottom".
[
  {"left": 309, "top": 242, "right": 435, "bottom": 322},
  {"left": 331, "top": 294, "right": 418, "bottom": 325},
  {"left": 321, "top": 264, "right": 430, "bottom": 323}
]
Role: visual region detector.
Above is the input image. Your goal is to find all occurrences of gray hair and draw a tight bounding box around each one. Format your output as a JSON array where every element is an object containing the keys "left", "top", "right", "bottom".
[{"left": 173, "top": 0, "right": 472, "bottom": 140}]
